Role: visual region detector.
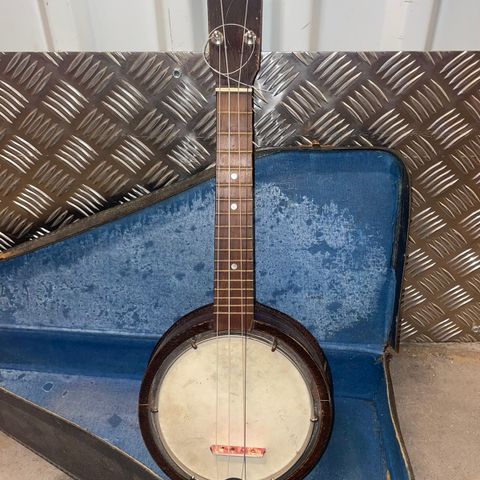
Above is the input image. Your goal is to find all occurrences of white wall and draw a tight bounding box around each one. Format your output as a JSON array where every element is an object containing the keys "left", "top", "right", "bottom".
[{"left": 0, "top": 0, "right": 478, "bottom": 52}]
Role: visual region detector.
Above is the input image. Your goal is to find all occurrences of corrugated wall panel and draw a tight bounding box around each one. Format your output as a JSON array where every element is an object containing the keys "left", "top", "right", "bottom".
[
  {"left": 0, "top": 0, "right": 479, "bottom": 52},
  {"left": 316, "top": 0, "right": 388, "bottom": 50},
  {"left": 0, "top": 0, "right": 49, "bottom": 51},
  {"left": 431, "top": 0, "right": 480, "bottom": 50}
]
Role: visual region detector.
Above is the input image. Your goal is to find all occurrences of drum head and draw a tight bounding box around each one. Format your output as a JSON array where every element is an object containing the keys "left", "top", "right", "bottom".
[{"left": 151, "top": 335, "right": 316, "bottom": 480}]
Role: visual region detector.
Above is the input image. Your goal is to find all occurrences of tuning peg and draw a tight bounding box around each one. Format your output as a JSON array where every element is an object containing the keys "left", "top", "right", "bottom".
[
  {"left": 211, "top": 30, "right": 224, "bottom": 46},
  {"left": 244, "top": 30, "right": 257, "bottom": 46}
]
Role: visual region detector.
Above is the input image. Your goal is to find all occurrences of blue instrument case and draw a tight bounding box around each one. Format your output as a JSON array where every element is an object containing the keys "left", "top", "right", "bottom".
[{"left": 0, "top": 148, "right": 413, "bottom": 479}]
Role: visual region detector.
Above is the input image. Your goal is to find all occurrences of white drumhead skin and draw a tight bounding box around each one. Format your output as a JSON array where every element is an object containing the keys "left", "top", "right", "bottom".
[{"left": 153, "top": 335, "right": 314, "bottom": 480}]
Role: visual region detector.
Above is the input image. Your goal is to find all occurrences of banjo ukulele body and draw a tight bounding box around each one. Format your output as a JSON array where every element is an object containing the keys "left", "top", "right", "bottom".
[
  {"left": 139, "top": 1, "right": 333, "bottom": 479},
  {"left": 139, "top": 303, "right": 332, "bottom": 480}
]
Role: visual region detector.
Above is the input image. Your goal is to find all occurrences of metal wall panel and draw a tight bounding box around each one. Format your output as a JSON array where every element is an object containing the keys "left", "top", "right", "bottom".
[{"left": 0, "top": 51, "right": 479, "bottom": 344}]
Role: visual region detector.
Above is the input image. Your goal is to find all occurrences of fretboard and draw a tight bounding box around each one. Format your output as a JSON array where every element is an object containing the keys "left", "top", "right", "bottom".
[{"left": 214, "top": 89, "right": 254, "bottom": 332}]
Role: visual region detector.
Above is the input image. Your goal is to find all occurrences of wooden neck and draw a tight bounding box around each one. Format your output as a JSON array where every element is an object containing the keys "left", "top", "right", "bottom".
[{"left": 214, "top": 88, "right": 254, "bottom": 332}]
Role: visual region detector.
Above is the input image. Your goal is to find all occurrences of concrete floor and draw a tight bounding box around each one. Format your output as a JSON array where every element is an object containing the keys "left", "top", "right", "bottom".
[
  {"left": 390, "top": 343, "right": 480, "bottom": 480},
  {"left": 0, "top": 431, "right": 70, "bottom": 480},
  {"left": 0, "top": 343, "right": 479, "bottom": 479}
]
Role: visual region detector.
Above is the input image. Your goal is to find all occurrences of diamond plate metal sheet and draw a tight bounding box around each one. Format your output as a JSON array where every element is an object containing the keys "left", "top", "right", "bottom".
[{"left": 1, "top": 51, "right": 479, "bottom": 343}]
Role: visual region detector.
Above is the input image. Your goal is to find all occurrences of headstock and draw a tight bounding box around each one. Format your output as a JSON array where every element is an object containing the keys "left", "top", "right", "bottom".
[{"left": 207, "top": 0, "right": 262, "bottom": 87}]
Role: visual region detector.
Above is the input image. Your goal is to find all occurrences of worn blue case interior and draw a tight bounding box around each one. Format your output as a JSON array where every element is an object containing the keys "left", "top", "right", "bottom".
[{"left": 0, "top": 149, "right": 410, "bottom": 479}]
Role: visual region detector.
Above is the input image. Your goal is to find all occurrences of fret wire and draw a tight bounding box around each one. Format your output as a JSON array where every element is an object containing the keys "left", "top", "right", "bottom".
[
  {"left": 215, "top": 261, "right": 253, "bottom": 264},
  {"left": 216, "top": 296, "right": 255, "bottom": 300},
  {"left": 214, "top": 305, "right": 255, "bottom": 307},
  {"left": 214, "top": 305, "right": 255, "bottom": 308},
  {"left": 215, "top": 285, "right": 254, "bottom": 288},
  {"left": 215, "top": 133, "right": 251, "bottom": 136},
  {"left": 216, "top": 177, "right": 253, "bottom": 180},
  {"left": 215, "top": 264, "right": 253, "bottom": 267},
  {"left": 215, "top": 256, "right": 253, "bottom": 263},
  {"left": 215, "top": 273, "right": 254, "bottom": 276},
  {"left": 215, "top": 233, "right": 252, "bottom": 236},
  {"left": 215, "top": 196, "right": 253, "bottom": 200},
  {"left": 215, "top": 215, "right": 253, "bottom": 217},
  {"left": 217, "top": 131, "right": 251, "bottom": 135},
  {"left": 214, "top": 307, "right": 255, "bottom": 310},
  {"left": 214, "top": 313, "right": 254, "bottom": 315},
  {"left": 215, "top": 274, "right": 253, "bottom": 277},
  {"left": 215, "top": 286, "right": 254, "bottom": 289},
  {"left": 216, "top": 269, "right": 254, "bottom": 272},
  {"left": 215, "top": 277, "right": 254, "bottom": 280},
  {"left": 217, "top": 111, "right": 253, "bottom": 114},
  {"left": 216, "top": 183, "right": 253, "bottom": 186},
  {"left": 215, "top": 215, "right": 252, "bottom": 218},
  {"left": 217, "top": 150, "right": 253, "bottom": 154},
  {"left": 213, "top": 287, "right": 254, "bottom": 292},
  {"left": 214, "top": 284, "right": 254, "bottom": 288},
  {"left": 215, "top": 275, "right": 254, "bottom": 278},
  {"left": 214, "top": 221, "right": 253, "bottom": 224},
  {"left": 216, "top": 164, "right": 253, "bottom": 171}
]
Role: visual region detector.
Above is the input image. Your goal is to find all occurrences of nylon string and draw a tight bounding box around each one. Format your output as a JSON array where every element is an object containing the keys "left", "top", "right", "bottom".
[
  {"left": 236, "top": 2, "right": 250, "bottom": 479},
  {"left": 217, "top": 1, "right": 233, "bottom": 477},
  {"left": 215, "top": 35, "right": 221, "bottom": 480}
]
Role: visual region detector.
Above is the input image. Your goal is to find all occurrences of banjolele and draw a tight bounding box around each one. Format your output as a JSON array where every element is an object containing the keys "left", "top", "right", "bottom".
[{"left": 138, "top": 1, "right": 333, "bottom": 479}]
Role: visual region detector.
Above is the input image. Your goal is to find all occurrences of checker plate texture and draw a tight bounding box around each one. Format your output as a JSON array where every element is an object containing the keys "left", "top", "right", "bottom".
[{"left": 0, "top": 51, "right": 479, "bottom": 343}]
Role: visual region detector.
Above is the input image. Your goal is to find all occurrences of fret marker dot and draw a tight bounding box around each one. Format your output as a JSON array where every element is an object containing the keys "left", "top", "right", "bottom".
[
  {"left": 231, "top": 203, "right": 238, "bottom": 210},
  {"left": 231, "top": 172, "right": 238, "bottom": 180},
  {"left": 231, "top": 263, "right": 238, "bottom": 270}
]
